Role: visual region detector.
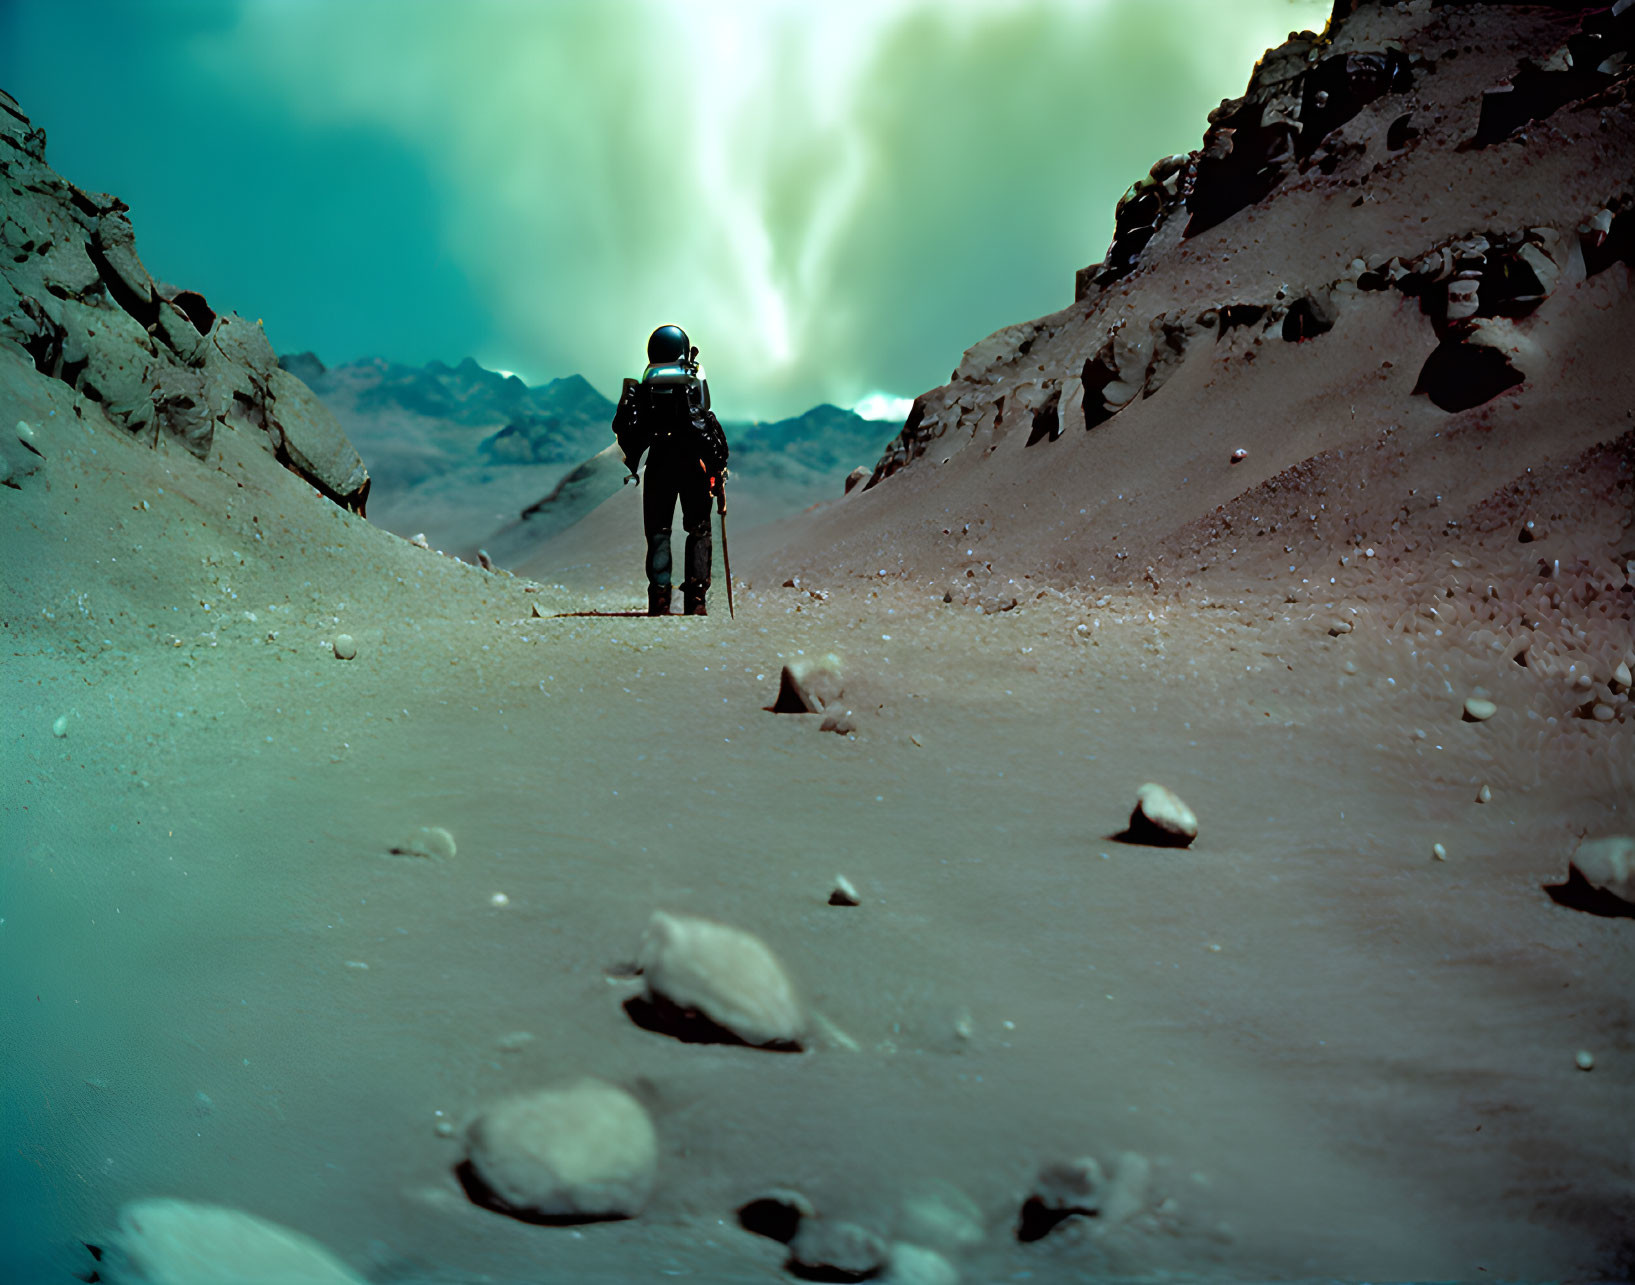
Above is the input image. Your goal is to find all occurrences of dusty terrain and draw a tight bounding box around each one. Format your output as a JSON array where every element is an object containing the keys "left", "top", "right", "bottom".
[{"left": 5, "top": 1, "right": 1635, "bottom": 1282}]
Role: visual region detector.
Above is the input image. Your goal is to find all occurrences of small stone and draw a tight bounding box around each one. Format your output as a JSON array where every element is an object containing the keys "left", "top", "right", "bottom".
[
  {"left": 738, "top": 1188, "right": 816, "bottom": 1243},
  {"left": 1462, "top": 696, "right": 1497, "bottom": 722},
  {"left": 1327, "top": 619, "right": 1354, "bottom": 636},
  {"left": 435, "top": 1120, "right": 456, "bottom": 1138},
  {"left": 390, "top": 826, "right": 457, "bottom": 860},
  {"left": 1592, "top": 703, "right": 1615, "bottom": 722},
  {"left": 52, "top": 715, "right": 68, "bottom": 738},
  {"left": 1576, "top": 1050, "right": 1595, "bottom": 1071},
  {"left": 332, "top": 634, "right": 357, "bottom": 660},
  {"left": 1612, "top": 661, "right": 1632, "bottom": 693},
  {"left": 1230, "top": 448, "right": 1248, "bottom": 463},
  {"left": 1124, "top": 782, "right": 1198, "bottom": 847},
  {"left": 898, "top": 1181, "right": 985, "bottom": 1251},
  {"left": 1100, "top": 1151, "right": 1152, "bottom": 1227},
  {"left": 637, "top": 911, "right": 806, "bottom": 1048},
  {"left": 1432, "top": 842, "right": 1448, "bottom": 861},
  {"left": 787, "top": 1219, "right": 888, "bottom": 1282},
  {"left": 112, "top": 1199, "right": 367, "bottom": 1285},
  {"left": 882, "top": 1243, "right": 960, "bottom": 1285},
  {"left": 845, "top": 466, "right": 870, "bottom": 494},
  {"left": 410, "top": 532, "right": 430, "bottom": 549},
  {"left": 769, "top": 654, "right": 845, "bottom": 713},
  {"left": 490, "top": 892, "right": 510, "bottom": 906},
  {"left": 1476, "top": 784, "right": 1492, "bottom": 804},
  {"left": 463, "top": 1078, "right": 657, "bottom": 1220},
  {"left": 829, "top": 875, "right": 861, "bottom": 906}
]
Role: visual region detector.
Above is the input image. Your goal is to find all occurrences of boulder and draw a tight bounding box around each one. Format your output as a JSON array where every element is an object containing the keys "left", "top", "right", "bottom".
[
  {"left": 1569, "top": 835, "right": 1635, "bottom": 907},
  {"left": 738, "top": 1187, "right": 816, "bottom": 1243},
  {"left": 786, "top": 1219, "right": 888, "bottom": 1282},
  {"left": 264, "top": 368, "right": 370, "bottom": 510},
  {"left": 108, "top": 1198, "right": 366, "bottom": 1285},
  {"left": 635, "top": 911, "right": 806, "bottom": 1048},
  {"left": 463, "top": 1078, "right": 657, "bottom": 1221}
]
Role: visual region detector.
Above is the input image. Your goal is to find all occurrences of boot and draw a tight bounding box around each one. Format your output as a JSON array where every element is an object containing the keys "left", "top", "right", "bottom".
[
  {"left": 684, "top": 591, "right": 707, "bottom": 617},
  {"left": 648, "top": 586, "right": 672, "bottom": 617}
]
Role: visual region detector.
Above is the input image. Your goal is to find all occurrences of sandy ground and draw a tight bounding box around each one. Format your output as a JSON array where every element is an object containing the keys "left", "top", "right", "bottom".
[{"left": 4, "top": 349, "right": 1633, "bottom": 1284}]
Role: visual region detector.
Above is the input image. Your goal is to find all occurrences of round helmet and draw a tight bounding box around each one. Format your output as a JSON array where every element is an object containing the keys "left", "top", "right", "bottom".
[{"left": 647, "top": 325, "right": 689, "bottom": 365}]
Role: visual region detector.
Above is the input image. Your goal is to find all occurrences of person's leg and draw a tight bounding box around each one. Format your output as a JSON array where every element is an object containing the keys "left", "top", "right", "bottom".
[
  {"left": 679, "top": 466, "right": 714, "bottom": 615},
  {"left": 643, "top": 463, "right": 681, "bottom": 616}
]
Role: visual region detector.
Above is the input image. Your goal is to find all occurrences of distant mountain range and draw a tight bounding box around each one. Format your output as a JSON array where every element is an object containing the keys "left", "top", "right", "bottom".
[{"left": 276, "top": 352, "right": 902, "bottom": 556}]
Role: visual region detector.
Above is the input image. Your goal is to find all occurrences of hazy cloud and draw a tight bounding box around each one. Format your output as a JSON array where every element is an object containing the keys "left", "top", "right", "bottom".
[{"left": 6, "top": 0, "right": 1329, "bottom": 418}]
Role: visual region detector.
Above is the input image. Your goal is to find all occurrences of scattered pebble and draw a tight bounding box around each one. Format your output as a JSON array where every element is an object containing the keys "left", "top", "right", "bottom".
[
  {"left": 898, "top": 1181, "right": 985, "bottom": 1252},
  {"left": 829, "top": 875, "right": 861, "bottom": 906},
  {"left": 882, "top": 1243, "right": 960, "bottom": 1285},
  {"left": 1613, "top": 661, "right": 1632, "bottom": 693},
  {"left": 1124, "top": 782, "right": 1198, "bottom": 848},
  {"left": 1230, "top": 448, "right": 1248, "bottom": 463},
  {"left": 490, "top": 892, "right": 509, "bottom": 906},
  {"left": 637, "top": 911, "right": 807, "bottom": 1048},
  {"left": 1476, "top": 784, "right": 1492, "bottom": 805},
  {"left": 787, "top": 1219, "right": 888, "bottom": 1282},
  {"left": 1576, "top": 1050, "right": 1595, "bottom": 1071},
  {"left": 410, "top": 532, "right": 430, "bottom": 549},
  {"left": 52, "top": 714, "right": 68, "bottom": 738},
  {"left": 1432, "top": 843, "right": 1448, "bottom": 861},
  {"left": 435, "top": 1120, "right": 456, "bottom": 1138},
  {"left": 390, "top": 826, "right": 457, "bottom": 860},
  {"left": 332, "top": 634, "right": 357, "bottom": 660},
  {"left": 1462, "top": 696, "right": 1497, "bottom": 723},
  {"left": 463, "top": 1078, "right": 657, "bottom": 1220},
  {"left": 112, "top": 1199, "right": 367, "bottom": 1285},
  {"left": 1592, "top": 703, "right": 1615, "bottom": 723},
  {"left": 1327, "top": 619, "right": 1354, "bottom": 636}
]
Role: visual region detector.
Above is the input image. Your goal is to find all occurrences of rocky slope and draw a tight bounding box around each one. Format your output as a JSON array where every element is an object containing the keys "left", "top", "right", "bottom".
[
  {"left": 0, "top": 91, "right": 370, "bottom": 512},
  {"left": 755, "top": 0, "right": 1633, "bottom": 715}
]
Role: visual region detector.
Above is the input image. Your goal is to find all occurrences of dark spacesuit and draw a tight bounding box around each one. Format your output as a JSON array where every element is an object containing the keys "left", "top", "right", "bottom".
[{"left": 611, "top": 325, "right": 729, "bottom": 616}]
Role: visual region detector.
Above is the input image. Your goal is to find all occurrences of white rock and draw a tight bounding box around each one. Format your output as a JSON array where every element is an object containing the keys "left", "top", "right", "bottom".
[
  {"left": 410, "top": 532, "right": 430, "bottom": 549},
  {"left": 1462, "top": 696, "right": 1497, "bottom": 722},
  {"left": 638, "top": 911, "right": 806, "bottom": 1047},
  {"left": 882, "top": 1242, "right": 961, "bottom": 1285},
  {"left": 829, "top": 874, "right": 861, "bottom": 906},
  {"left": 898, "top": 1181, "right": 985, "bottom": 1251},
  {"left": 1570, "top": 835, "right": 1635, "bottom": 906},
  {"left": 1432, "top": 843, "right": 1448, "bottom": 861},
  {"left": 1100, "top": 1151, "right": 1152, "bottom": 1227},
  {"left": 1612, "top": 661, "right": 1632, "bottom": 693},
  {"left": 1576, "top": 1049, "right": 1595, "bottom": 1071},
  {"left": 1476, "top": 784, "right": 1492, "bottom": 804},
  {"left": 464, "top": 1078, "right": 657, "bottom": 1219},
  {"left": 1127, "top": 783, "right": 1198, "bottom": 846},
  {"left": 390, "top": 826, "right": 456, "bottom": 860},
  {"left": 331, "top": 634, "right": 357, "bottom": 661},
  {"left": 1230, "top": 448, "right": 1248, "bottom": 464},
  {"left": 52, "top": 714, "right": 68, "bottom": 738},
  {"left": 111, "top": 1198, "right": 366, "bottom": 1284}
]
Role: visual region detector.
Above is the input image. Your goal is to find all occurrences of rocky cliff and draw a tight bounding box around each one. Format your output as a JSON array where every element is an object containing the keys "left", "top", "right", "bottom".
[
  {"left": 0, "top": 90, "right": 370, "bottom": 511},
  {"left": 863, "top": 0, "right": 1632, "bottom": 512}
]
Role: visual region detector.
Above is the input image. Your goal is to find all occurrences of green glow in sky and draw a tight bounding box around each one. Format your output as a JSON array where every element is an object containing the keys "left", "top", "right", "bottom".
[{"left": 2, "top": 0, "right": 1331, "bottom": 418}]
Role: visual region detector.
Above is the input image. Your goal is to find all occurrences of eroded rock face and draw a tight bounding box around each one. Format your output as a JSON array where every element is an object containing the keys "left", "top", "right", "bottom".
[{"left": 0, "top": 89, "right": 369, "bottom": 511}]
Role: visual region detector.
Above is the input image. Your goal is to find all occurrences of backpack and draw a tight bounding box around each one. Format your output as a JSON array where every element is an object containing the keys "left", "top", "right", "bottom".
[{"left": 611, "top": 366, "right": 729, "bottom": 477}]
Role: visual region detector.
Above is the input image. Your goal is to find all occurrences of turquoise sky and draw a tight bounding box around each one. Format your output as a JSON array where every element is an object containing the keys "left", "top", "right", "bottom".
[{"left": 2, "top": 0, "right": 1330, "bottom": 419}]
